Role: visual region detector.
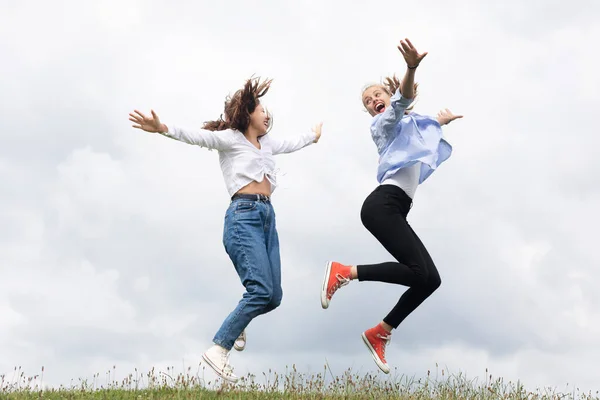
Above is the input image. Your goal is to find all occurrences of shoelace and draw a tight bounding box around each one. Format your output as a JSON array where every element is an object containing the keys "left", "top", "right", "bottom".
[
  {"left": 328, "top": 273, "right": 350, "bottom": 297},
  {"left": 221, "top": 352, "right": 234, "bottom": 375},
  {"left": 375, "top": 333, "right": 391, "bottom": 360}
]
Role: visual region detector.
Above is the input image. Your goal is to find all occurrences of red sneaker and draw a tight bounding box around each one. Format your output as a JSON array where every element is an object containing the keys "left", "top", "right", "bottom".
[
  {"left": 321, "top": 261, "right": 352, "bottom": 309},
  {"left": 361, "top": 324, "right": 391, "bottom": 373}
]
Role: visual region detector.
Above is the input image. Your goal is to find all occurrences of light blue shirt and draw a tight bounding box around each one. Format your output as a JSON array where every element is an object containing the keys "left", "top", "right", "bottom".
[{"left": 370, "top": 89, "right": 452, "bottom": 184}]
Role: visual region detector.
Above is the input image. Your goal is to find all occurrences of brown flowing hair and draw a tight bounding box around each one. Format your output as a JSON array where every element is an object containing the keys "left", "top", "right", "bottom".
[
  {"left": 202, "top": 76, "right": 273, "bottom": 132},
  {"left": 364, "top": 74, "right": 419, "bottom": 114}
]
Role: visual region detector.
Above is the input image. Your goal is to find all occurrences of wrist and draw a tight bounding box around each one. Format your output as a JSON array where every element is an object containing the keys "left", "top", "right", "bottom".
[
  {"left": 407, "top": 64, "right": 418, "bottom": 70},
  {"left": 159, "top": 123, "right": 168, "bottom": 133}
]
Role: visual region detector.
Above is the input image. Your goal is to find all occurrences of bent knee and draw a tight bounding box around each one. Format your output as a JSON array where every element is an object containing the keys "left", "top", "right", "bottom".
[
  {"left": 249, "top": 287, "right": 283, "bottom": 309},
  {"left": 246, "top": 286, "right": 273, "bottom": 306},
  {"left": 269, "top": 288, "right": 283, "bottom": 309},
  {"left": 414, "top": 270, "right": 441, "bottom": 292},
  {"left": 427, "top": 274, "right": 441, "bottom": 292},
  {"left": 269, "top": 296, "right": 282, "bottom": 310},
  {"left": 254, "top": 294, "right": 273, "bottom": 308},
  {"left": 412, "top": 267, "right": 430, "bottom": 286}
]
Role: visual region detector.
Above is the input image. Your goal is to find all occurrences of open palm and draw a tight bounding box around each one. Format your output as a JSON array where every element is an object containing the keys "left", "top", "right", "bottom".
[
  {"left": 129, "top": 109, "right": 165, "bottom": 133},
  {"left": 437, "top": 108, "right": 463, "bottom": 126},
  {"left": 398, "top": 38, "right": 427, "bottom": 68}
]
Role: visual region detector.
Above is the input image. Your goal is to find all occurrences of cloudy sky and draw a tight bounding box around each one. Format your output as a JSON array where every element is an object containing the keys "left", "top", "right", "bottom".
[{"left": 2, "top": 0, "right": 599, "bottom": 394}]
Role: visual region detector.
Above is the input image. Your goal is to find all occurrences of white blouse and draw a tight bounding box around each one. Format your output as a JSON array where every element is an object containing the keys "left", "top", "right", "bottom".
[{"left": 159, "top": 125, "right": 317, "bottom": 197}]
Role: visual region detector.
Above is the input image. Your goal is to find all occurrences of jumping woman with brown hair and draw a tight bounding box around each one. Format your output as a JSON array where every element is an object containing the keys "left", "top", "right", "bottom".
[{"left": 129, "top": 77, "right": 323, "bottom": 383}]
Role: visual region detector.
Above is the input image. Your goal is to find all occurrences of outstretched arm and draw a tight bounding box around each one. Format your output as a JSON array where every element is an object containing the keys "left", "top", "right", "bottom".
[
  {"left": 436, "top": 108, "right": 463, "bottom": 126},
  {"left": 269, "top": 122, "right": 322, "bottom": 155},
  {"left": 129, "top": 109, "right": 231, "bottom": 151},
  {"left": 374, "top": 39, "right": 428, "bottom": 135},
  {"left": 397, "top": 38, "right": 427, "bottom": 100},
  {"left": 398, "top": 41, "right": 463, "bottom": 128}
]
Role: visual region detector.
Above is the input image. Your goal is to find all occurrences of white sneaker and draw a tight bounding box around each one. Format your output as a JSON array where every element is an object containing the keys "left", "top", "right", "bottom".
[
  {"left": 201, "top": 344, "right": 239, "bottom": 383},
  {"left": 233, "top": 330, "right": 246, "bottom": 351}
]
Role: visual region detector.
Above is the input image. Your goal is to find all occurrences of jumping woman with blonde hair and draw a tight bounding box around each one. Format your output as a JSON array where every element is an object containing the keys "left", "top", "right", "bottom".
[{"left": 321, "top": 38, "right": 462, "bottom": 373}]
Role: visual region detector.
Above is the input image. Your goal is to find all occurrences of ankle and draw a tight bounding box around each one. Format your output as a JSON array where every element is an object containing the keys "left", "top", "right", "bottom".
[
  {"left": 380, "top": 322, "right": 393, "bottom": 333},
  {"left": 212, "top": 343, "right": 229, "bottom": 353},
  {"left": 350, "top": 266, "right": 358, "bottom": 280}
]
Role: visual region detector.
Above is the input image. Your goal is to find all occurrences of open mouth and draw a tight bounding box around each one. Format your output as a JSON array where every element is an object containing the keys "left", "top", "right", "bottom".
[{"left": 375, "top": 103, "right": 385, "bottom": 113}]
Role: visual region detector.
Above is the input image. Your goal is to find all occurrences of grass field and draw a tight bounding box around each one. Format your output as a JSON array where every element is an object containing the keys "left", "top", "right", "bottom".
[{"left": 2, "top": 365, "right": 598, "bottom": 400}]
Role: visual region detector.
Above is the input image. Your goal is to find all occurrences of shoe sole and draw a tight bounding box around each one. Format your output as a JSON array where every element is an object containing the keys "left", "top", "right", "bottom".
[
  {"left": 201, "top": 353, "right": 239, "bottom": 383},
  {"left": 233, "top": 342, "right": 245, "bottom": 351},
  {"left": 321, "top": 261, "right": 333, "bottom": 309},
  {"left": 361, "top": 332, "right": 390, "bottom": 374},
  {"left": 234, "top": 332, "right": 246, "bottom": 351}
]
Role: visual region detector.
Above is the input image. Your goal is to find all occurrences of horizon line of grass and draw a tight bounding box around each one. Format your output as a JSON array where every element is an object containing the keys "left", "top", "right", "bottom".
[{"left": 1, "top": 363, "right": 598, "bottom": 400}]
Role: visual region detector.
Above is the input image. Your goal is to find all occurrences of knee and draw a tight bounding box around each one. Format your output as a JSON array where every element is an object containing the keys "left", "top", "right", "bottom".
[
  {"left": 412, "top": 266, "right": 430, "bottom": 286},
  {"left": 268, "top": 287, "right": 283, "bottom": 310},
  {"left": 247, "top": 286, "right": 273, "bottom": 307},
  {"left": 414, "top": 269, "right": 441, "bottom": 293},
  {"left": 426, "top": 274, "right": 441, "bottom": 293},
  {"left": 250, "top": 286, "right": 282, "bottom": 310}
]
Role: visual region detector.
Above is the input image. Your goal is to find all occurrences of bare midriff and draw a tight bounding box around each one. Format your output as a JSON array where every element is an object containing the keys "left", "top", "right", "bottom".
[{"left": 235, "top": 177, "right": 272, "bottom": 197}]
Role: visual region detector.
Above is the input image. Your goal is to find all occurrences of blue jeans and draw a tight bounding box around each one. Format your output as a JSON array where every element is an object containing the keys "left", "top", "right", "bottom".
[{"left": 212, "top": 197, "right": 282, "bottom": 350}]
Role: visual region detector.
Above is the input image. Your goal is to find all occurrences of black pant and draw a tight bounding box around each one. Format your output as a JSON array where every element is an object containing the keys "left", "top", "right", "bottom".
[{"left": 357, "top": 184, "right": 441, "bottom": 328}]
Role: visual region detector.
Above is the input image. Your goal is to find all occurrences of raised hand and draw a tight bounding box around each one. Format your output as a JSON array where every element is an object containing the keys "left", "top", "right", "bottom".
[
  {"left": 436, "top": 108, "right": 463, "bottom": 126},
  {"left": 398, "top": 38, "right": 428, "bottom": 69},
  {"left": 312, "top": 122, "right": 323, "bottom": 143},
  {"left": 129, "top": 109, "right": 167, "bottom": 133}
]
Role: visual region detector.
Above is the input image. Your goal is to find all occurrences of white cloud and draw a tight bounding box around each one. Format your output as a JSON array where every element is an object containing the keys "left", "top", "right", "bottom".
[{"left": 1, "top": 0, "right": 599, "bottom": 394}]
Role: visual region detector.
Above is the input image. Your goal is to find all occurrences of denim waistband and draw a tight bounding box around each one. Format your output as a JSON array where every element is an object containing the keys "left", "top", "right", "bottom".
[{"left": 231, "top": 193, "right": 271, "bottom": 202}]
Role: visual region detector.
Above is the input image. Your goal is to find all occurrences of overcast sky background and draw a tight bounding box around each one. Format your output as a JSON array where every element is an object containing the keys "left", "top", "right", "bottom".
[{"left": 1, "top": 0, "right": 599, "bottom": 394}]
